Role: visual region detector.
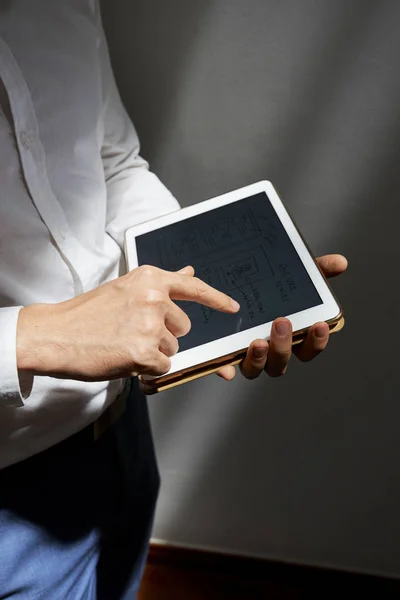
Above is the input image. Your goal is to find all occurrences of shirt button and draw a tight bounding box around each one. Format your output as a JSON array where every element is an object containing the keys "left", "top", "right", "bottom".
[{"left": 20, "top": 130, "right": 32, "bottom": 150}]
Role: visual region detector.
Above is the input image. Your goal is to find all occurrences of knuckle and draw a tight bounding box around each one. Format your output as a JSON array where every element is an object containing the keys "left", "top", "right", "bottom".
[
  {"left": 161, "top": 336, "right": 179, "bottom": 357},
  {"left": 192, "top": 278, "right": 207, "bottom": 301},
  {"left": 114, "top": 274, "right": 129, "bottom": 292},
  {"left": 130, "top": 345, "right": 154, "bottom": 372},
  {"left": 138, "top": 264, "right": 156, "bottom": 279},
  {"left": 141, "top": 316, "right": 155, "bottom": 336},
  {"left": 144, "top": 288, "right": 168, "bottom": 310},
  {"left": 196, "top": 282, "right": 225, "bottom": 310},
  {"left": 270, "top": 336, "right": 292, "bottom": 354},
  {"left": 139, "top": 314, "right": 165, "bottom": 339}
]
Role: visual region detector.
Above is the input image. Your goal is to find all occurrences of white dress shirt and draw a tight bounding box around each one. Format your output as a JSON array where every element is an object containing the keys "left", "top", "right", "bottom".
[{"left": 0, "top": 0, "right": 179, "bottom": 468}]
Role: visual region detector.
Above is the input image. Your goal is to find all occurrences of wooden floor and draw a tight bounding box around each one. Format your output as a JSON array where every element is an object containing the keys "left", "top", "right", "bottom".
[{"left": 139, "top": 545, "right": 400, "bottom": 599}]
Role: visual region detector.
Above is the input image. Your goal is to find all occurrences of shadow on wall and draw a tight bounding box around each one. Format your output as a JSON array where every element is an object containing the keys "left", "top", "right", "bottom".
[
  {"left": 102, "top": 0, "right": 400, "bottom": 576},
  {"left": 101, "top": 0, "right": 214, "bottom": 166},
  {"left": 151, "top": 128, "right": 400, "bottom": 575}
]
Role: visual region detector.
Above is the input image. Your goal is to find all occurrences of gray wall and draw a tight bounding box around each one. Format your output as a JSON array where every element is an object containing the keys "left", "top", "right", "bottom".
[{"left": 102, "top": 0, "right": 400, "bottom": 577}]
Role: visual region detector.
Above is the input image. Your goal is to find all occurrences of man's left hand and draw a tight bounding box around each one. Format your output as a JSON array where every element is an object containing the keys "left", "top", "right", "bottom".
[{"left": 216, "top": 254, "right": 347, "bottom": 381}]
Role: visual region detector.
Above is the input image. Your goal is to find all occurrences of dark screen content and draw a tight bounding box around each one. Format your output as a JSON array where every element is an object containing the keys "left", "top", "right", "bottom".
[{"left": 135, "top": 192, "right": 322, "bottom": 352}]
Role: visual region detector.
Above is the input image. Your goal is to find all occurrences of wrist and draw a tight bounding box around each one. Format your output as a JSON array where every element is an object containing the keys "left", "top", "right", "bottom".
[{"left": 16, "top": 304, "right": 53, "bottom": 375}]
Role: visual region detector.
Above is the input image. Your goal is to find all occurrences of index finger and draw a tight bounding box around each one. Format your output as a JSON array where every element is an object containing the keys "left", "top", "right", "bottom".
[{"left": 168, "top": 274, "right": 240, "bottom": 314}]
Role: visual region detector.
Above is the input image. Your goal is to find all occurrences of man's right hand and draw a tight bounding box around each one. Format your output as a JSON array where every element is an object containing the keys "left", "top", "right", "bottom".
[{"left": 16, "top": 265, "right": 240, "bottom": 381}]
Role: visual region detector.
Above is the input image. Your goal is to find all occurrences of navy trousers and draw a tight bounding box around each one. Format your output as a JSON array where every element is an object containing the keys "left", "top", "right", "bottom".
[{"left": 0, "top": 379, "right": 160, "bottom": 599}]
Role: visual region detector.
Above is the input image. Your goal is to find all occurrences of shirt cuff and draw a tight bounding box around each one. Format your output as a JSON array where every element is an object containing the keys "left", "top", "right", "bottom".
[{"left": 0, "top": 306, "right": 27, "bottom": 407}]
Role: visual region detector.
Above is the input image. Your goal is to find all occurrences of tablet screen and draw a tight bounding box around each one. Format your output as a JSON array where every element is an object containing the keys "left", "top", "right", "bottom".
[{"left": 135, "top": 192, "right": 322, "bottom": 352}]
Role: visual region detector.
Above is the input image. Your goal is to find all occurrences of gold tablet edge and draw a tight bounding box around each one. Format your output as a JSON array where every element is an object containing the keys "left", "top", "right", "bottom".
[{"left": 140, "top": 314, "right": 344, "bottom": 395}]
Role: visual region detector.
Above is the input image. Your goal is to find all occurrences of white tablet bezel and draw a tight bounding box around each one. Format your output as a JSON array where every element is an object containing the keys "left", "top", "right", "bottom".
[{"left": 124, "top": 180, "right": 341, "bottom": 377}]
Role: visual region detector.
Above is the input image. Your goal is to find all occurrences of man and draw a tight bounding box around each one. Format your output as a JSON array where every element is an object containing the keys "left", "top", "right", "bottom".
[{"left": 0, "top": 1, "right": 347, "bottom": 598}]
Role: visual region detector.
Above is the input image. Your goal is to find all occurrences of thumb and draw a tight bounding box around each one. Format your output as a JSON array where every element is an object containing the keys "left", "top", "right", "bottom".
[{"left": 177, "top": 265, "right": 195, "bottom": 276}]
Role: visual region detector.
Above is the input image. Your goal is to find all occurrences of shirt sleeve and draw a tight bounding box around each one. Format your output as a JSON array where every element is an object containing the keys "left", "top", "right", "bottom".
[
  {"left": 0, "top": 306, "right": 26, "bottom": 407},
  {"left": 96, "top": 4, "right": 180, "bottom": 250}
]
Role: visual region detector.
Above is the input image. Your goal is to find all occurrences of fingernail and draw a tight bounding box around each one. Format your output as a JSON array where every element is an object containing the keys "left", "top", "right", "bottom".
[
  {"left": 253, "top": 346, "right": 267, "bottom": 359},
  {"left": 275, "top": 320, "right": 290, "bottom": 336},
  {"left": 231, "top": 299, "right": 241, "bottom": 311},
  {"left": 315, "top": 325, "right": 327, "bottom": 339}
]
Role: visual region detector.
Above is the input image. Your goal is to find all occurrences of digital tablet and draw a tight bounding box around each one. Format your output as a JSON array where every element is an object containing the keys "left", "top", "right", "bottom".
[{"left": 124, "top": 181, "right": 343, "bottom": 392}]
